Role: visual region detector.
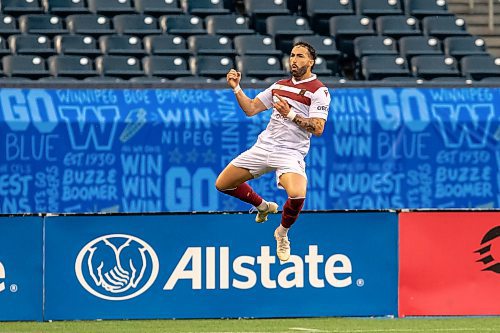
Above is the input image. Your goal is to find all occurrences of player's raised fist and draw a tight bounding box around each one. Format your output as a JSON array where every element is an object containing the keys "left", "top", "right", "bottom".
[{"left": 226, "top": 69, "right": 241, "bottom": 89}]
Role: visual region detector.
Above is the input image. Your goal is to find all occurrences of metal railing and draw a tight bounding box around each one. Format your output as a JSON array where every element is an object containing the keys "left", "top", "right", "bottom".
[{"left": 468, "top": 0, "right": 496, "bottom": 30}]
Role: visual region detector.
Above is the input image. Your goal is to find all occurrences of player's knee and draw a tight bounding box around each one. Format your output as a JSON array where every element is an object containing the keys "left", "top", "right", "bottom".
[{"left": 214, "top": 177, "right": 227, "bottom": 192}]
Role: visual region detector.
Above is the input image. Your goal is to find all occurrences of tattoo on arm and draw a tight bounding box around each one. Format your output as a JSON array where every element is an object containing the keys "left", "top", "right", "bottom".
[{"left": 292, "top": 115, "right": 325, "bottom": 135}]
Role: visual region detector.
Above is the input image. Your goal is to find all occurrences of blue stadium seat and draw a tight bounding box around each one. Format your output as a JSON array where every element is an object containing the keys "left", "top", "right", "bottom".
[
  {"left": 356, "top": 0, "right": 402, "bottom": 17},
  {"left": 411, "top": 55, "right": 460, "bottom": 79},
  {"left": 244, "top": 0, "right": 290, "bottom": 34},
  {"left": 159, "top": 14, "right": 206, "bottom": 36},
  {"left": 95, "top": 55, "right": 144, "bottom": 78},
  {"left": 42, "top": 0, "right": 90, "bottom": 15},
  {"left": 422, "top": 16, "right": 469, "bottom": 39},
  {"left": 66, "top": 14, "right": 114, "bottom": 36},
  {"left": 143, "top": 34, "right": 190, "bottom": 55},
  {"left": 2, "top": 0, "right": 43, "bottom": 15},
  {"left": 113, "top": 14, "right": 161, "bottom": 36},
  {"left": 180, "top": 0, "right": 230, "bottom": 17},
  {"left": 236, "top": 55, "right": 287, "bottom": 79},
  {"left": 18, "top": 14, "right": 66, "bottom": 35},
  {"left": 54, "top": 34, "right": 100, "bottom": 56},
  {"left": 306, "top": 0, "right": 354, "bottom": 34},
  {"left": 0, "top": 15, "right": 19, "bottom": 36},
  {"left": 99, "top": 35, "right": 145, "bottom": 56},
  {"left": 2, "top": 54, "right": 49, "bottom": 77},
  {"left": 142, "top": 55, "right": 191, "bottom": 78},
  {"left": 354, "top": 36, "right": 398, "bottom": 58},
  {"left": 87, "top": 0, "right": 134, "bottom": 14},
  {"left": 443, "top": 36, "right": 489, "bottom": 60},
  {"left": 361, "top": 55, "right": 409, "bottom": 80},
  {"left": 187, "top": 34, "right": 236, "bottom": 55},
  {"left": 404, "top": 0, "right": 451, "bottom": 18},
  {"left": 461, "top": 55, "right": 500, "bottom": 80},
  {"left": 266, "top": 15, "right": 313, "bottom": 52},
  {"left": 376, "top": 15, "right": 421, "bottom": 38},
  {"left": 8, "top": 34, "right": 55, "bottom": 55},
  {"left": 134, "top": 0, "right": 183, "bottom": 15},
  {"left": 233, "top": 35, "right": 282, "bottom": 56},
  {"left": 399, "top": 36, "right": 443, "bottom": 61},
  {"left": 205, "top": 15, "right": 254, "bottom": 36},
  {"left": 190, "top": 55, "right": 234, "bottom": 78},
  {"left": 47, "top": 55, "right": 97, "bottom": 78}
]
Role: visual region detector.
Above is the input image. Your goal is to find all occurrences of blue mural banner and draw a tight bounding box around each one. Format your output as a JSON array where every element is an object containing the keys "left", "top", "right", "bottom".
[
  {"left": 0, "top": 216, "right": 43, "bottom": 321},
  {"left": 0, "top": 87, "right": 498, "bottom": 213},
  {"left": 44, "top": 212, "right": 398, "bottom": 320}
]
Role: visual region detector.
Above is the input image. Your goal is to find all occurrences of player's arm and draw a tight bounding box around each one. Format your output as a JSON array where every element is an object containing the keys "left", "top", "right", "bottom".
[
  {"left": 227, "top": 69, "right": 267, "bottom": 117},
  {"left": 292, "top": 116, "right": 326, "bottom": 136},
  {"left": 273, "top": 94, "right": 326, "bottom": 136}
]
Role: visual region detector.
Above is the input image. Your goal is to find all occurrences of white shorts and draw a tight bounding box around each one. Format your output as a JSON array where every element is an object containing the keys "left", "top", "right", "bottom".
[{"left": 230, "top": 145, "right": 307, "bottom": 188}]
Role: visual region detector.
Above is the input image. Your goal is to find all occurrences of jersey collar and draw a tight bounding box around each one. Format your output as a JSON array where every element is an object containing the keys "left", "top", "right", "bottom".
[{"left": 291, "top": 73, "right": 317, "bottom": 85}]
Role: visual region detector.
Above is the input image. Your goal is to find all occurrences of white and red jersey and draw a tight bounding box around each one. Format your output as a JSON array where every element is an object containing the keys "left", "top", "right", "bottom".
[{"left": 254, "top": 74, "right": 330, "bottom": 157}]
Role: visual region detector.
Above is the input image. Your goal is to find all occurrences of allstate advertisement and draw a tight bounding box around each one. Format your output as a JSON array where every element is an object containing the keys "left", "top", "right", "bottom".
[
  {"left": 0, "top": 87, "right": 498, "bottom": 213},
  {"left": 0, "top": 216, "right": 43, "bottom": 321},
  {"left": 44, "top": 212, "right": 398, "bottom": 320}
]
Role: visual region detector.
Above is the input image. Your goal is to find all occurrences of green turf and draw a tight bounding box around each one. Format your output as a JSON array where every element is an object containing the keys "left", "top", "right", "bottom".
[{"left": 1, "top": 317, "right": 499, "bottom": 333}]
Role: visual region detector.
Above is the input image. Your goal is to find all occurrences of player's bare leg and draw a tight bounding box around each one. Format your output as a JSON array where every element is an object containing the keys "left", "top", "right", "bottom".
[
  {"left": 215, "top": 164, "right": 278, "bottom": 222},
  {"left": 274, "top": 172, "right": 307, "bottom": 261}
]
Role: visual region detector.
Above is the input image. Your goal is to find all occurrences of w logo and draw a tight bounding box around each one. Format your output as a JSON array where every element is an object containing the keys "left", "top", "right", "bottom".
[
  {"left": 432, "top": 104, "right": 494, "bottom": 148},
  {"left": 75, "top": 234, "right": 159, "bottom": 301}
]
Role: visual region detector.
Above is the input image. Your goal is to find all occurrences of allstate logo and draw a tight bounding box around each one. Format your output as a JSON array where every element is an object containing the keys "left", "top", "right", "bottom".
[{"left": 75, "top": 234, "right": 159, "bottom": 301}]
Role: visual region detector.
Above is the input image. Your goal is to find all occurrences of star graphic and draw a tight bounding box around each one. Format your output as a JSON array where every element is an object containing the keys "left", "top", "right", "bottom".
[
  {"left": 185, "top": 148, "right": 199, "bottom": 163},
  {"left": 168, "top": 148, "right": 183, "bottom": 164},
  {"left": 202, "top": 149, "right": 216, "bottom": 164}
]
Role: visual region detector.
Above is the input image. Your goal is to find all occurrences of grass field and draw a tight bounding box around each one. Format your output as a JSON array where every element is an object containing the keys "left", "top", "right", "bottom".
[{"left": 1, "top": 317, "right": 499, "bottom": 333}]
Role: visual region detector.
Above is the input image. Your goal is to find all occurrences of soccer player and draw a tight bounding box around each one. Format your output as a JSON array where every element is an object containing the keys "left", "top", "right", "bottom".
[{"left": 215, "top": 41, "right": 331, "bottom": 261}]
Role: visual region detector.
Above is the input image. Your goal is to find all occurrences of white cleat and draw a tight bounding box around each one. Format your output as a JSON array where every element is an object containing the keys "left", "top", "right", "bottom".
[
  {"left": 274, "top": 229, "right": 291, "bottom": 262},
  {"left": 255, "top": 201, "right": 278, "bottom": 223}
]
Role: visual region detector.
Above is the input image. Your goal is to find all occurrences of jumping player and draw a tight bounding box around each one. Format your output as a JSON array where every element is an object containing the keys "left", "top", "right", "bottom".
[{"left": 215, "top": 41, "right": 331, "bottom": 261}]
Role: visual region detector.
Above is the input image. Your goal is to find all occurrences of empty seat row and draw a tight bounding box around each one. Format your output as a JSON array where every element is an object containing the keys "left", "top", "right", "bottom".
[
  {"left": 360, "top": 55, "right": 500, "bottom": 81},
  {"left": 354, "top": 35, "right": 488, "bottom": 60},
  {"left": 0, "top": 54, "right": 337, "bottom": 80},
  {"left": 0, "top": 13, "right": 256, "bottom": 37},
  {"left": 1, "top": 0, "right": 231, "bottom": 17}
]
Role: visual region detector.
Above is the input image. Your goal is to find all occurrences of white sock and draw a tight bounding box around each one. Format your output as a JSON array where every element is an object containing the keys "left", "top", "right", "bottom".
[
  {"left": 276, "top": 224, "right": 289, "bottom": 237},
  {"left": 256, "top": 200, "right": 268, "bottom": 211}
]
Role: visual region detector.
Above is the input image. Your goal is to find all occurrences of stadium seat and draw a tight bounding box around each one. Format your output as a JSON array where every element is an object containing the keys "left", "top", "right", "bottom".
[
  {"left": 233, "top": 35, "right": 282, "bottom": 56},
  {"left": 244, "top": 0, "right": 290, "bottom": 34},
  {"left": 1, "top": 0, "right": 43, "bottom": 15},
  {"left": 142, "top": 55, "right": 191, "bottom": 78},
  {"left": 266, "top": 16, "right": 313, "bottom": 52},
  {"left": 187, "top": 34, "right": 236, "bottom": 55},
  {"left": 205, "top": 15, "right": 254, "bottom": 36},
  {"left": 8, "top": 34, "right": 55, "bottom": 55},
  {"left": 422, "top": 16, "right": 469, "bottom": 39},
  {"left": 113, "top": 14, "right": 161, "bottom": 36},
  {"left": 0, "top": 36, "right": 10, "bottom": 55},
  {"left": 159, "top": 15, "right": 206, "bottom": 36},
  {"left": 83, "top": 76, "right": 124, "bottom": 82},
  {"left": 293, "top": 35, "right": 340, "bottom": 73},
  {"left": 354, "top": 36, "right": 398, "bottom": 58},
  {"left": 361, "top": 55, "right": 409, "bottom": 80},
  {"left": 236, "top": 55, "right": 287, "bottom": 79},
  {"left": 87, "top": 0, "right": 134, "bottom": 14},
  {"left": 461, "top": 55, "right": 500, "bottom": 80},
  {"left": 190, "top": 55, "right": 234, "bottom": 78},
  {"left": 54, "top": 34, "right": 100, "bottom": 55},
  {"left": 66, "top": 14, "right": 114, "bottom": 35},
  {"left": 143, "top": 34, "right": 190, "bottom": 55},
  {"left": 99, "top": 35, "right": 145, "bottom": 55},
  {"left": 283, "top": 54, "right": 332, "bottom": 76},
  {"left": 356, "top": 0, "right": 402, "bottom": 17},
  {"left": 404, "top": 0, "right": 451, "bottom": 18},
  {"left": 18, "top": 14, "right": 66, "bottom": 35},
  {"left": 443, "top": 36, "right": 489, "bottom": 60},
  {"left": 95, "top": 55, "right": 144, "bottom": 78},
  {"left": 0, "top": 15, "right": 19, "bottom": 36},
  {"left": 306, "top": 0, "right": 354, "bottom": 34},
  {"left": 399, "top": 36, "right": 443, "bottom": 61},
  {"left": 134, "top": 0, "right": 183, "bottom": 15},
  {"left": 430, "top": 76, "right": 472, "bottom": 84},
  {"left": 47, "top": 55, "right": 97, "bottom": 78},
  {"left": 376, "top": 15, "right": 421, "bottom": 38},
  {"left": 42, "top": 0, "right": 90, "bottom": 15},
  {"left": 330, "top": 15, "right": 375, "bottom": 55},
  {"left": 180, "top": 0, "right": 230, "bottom": 17},
  {"left": 381, "top": 76, "right": 424, "bottom": 83},
  {"left": 2, "top": 54, "right": 49, "bottom": 77},
  {"left": 411, "top": 55, "right": 460, "bottom": 79}
]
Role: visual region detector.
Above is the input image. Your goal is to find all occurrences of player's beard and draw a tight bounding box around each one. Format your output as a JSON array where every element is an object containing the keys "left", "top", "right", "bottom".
[{"left": 291, "top": 64, "right": 308, "bottom": 79}]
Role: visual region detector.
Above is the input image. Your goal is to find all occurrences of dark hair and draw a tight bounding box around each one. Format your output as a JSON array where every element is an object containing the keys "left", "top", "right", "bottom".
[{"left": 292, "top": 41, "right": 316, "bottom": 69}]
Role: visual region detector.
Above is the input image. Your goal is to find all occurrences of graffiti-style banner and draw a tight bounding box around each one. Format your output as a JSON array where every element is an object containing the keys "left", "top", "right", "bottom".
[{"left": 0, "top": 88, "right": 499, "bottom": 213}]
